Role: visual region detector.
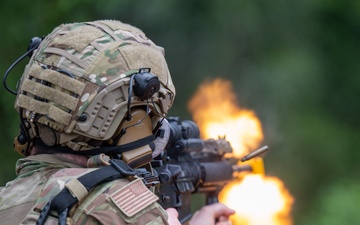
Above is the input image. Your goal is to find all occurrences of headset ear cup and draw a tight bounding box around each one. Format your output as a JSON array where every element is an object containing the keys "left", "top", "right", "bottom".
[
  {"left": 133, "top": 73, "right": 160, "bottom": 100},
  {"left": 38, "top": 124, "right": 58, "bottom": 146},
  {"left": 14, "top": 134, "right": 29, "bottom": 156}
]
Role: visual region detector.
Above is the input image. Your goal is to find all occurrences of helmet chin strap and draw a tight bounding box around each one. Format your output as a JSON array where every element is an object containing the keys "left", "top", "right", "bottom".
[
  {"left": 28, "top": 106, "right": 162, "bottom": 168},
  {"left": 40, "top": 108, "right": 156, "bottom": 169},
  {"left": 35, "top": 134, "right": 155, "bottom": 157}
]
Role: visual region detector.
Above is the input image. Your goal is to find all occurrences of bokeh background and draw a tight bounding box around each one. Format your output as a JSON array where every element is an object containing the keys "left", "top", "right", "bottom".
[{"left": 1, "top": 1, "right": 360, "bottom": 224}]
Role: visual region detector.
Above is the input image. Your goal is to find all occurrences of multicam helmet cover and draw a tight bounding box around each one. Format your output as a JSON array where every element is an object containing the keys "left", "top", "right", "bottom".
[{"left": 14, "top": 20, "right": 175, "bottom": 155}]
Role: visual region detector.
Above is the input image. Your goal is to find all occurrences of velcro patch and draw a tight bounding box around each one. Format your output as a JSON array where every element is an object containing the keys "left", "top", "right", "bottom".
[{"left": 110, "top": 179, "right": 158, "bottom": 217}]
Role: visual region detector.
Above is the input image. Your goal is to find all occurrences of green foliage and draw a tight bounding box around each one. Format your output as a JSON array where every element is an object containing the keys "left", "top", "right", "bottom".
[
  {"left": 1, "top": 0, "right": 359, "bottom": 223},
  {"left": 299, "top": 180, "right": 360, "bottom": 225}
]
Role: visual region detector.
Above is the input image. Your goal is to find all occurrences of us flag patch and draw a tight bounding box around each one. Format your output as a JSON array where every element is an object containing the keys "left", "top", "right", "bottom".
[{"left": 110, "top": 179, "right": 159, "bottom": 217}]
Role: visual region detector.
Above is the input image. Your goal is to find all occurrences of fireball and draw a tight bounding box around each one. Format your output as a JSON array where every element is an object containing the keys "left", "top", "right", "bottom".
[
  {"left": 219, "top": 175, "right": 294, "bottom": 225},
  {"left": 188, "top": 78, "right": 294, "bottom": 225},
  {"left": 188, "top": 78, "right": 263, "bottom": 157}
]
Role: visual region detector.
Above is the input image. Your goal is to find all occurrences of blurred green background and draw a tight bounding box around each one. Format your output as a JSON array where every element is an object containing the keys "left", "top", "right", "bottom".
[{"left": 1, "top": 0, "right": 360, "bottom": 224}]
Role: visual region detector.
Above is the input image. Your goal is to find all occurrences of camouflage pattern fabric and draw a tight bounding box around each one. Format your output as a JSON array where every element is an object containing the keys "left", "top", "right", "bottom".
[
  {"left": 14, "top": 20, "right": 175, "bottom": 155},
  {"left": 0, "top": 154, "right": 169, "bottom": 225}
]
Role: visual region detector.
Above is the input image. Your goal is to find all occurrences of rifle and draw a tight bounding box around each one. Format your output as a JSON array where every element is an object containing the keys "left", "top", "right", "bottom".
[{"left": 151, "top": 117, "right": 269, "bottom": 223}]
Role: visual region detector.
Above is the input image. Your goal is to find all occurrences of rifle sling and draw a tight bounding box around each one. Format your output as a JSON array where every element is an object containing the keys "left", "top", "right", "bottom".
[{"left": 36, "top": 159, "right": 136, "bottom": 225}]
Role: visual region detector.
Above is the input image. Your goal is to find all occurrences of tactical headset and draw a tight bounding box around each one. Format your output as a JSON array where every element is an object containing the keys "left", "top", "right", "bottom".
[{"left": 3, "top": 36, "right": 165, "bottom": 160}]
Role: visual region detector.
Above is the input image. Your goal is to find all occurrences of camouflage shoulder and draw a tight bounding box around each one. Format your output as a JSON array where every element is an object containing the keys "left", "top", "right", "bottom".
[
  {"left": 0, "top": 168, "right": 50, "bottom": 212},
  {"left": 73, "top": 178, "right": 169, "bottom": 225},
  {"left": 33, "top": 167, "right": 97, "bottom": 212}
]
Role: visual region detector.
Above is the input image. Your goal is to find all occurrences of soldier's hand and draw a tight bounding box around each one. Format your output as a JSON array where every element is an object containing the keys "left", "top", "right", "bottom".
[
  {"left": 189, "top": 203, "right": 235, "bottom": 225},
  {"left": 166, "top": 208, "right": 181, "bottom": 225}
]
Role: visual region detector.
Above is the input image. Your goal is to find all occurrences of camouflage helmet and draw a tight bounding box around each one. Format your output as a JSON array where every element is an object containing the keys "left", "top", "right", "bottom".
[{"left": 13, "top": 20, "right": 175, "bottom": 159}]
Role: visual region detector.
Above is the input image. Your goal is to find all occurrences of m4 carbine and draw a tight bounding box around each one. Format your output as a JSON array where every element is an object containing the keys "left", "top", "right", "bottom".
[{"left": 151, "top": 117, "right": 268, "bottom": 223}]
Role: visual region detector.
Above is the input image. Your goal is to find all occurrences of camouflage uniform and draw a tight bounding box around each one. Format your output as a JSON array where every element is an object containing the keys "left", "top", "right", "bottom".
[
  {"left": 1, "top": 20, "right": 175, "bottom": 225},
  {"left": 0, "top": 154, "right": 169, "bottom": 225}
]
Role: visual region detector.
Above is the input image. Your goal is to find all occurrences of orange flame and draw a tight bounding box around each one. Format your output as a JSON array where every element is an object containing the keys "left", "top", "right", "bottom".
[
  {"left": 219, "top": 175, "right": 294, "bottom": 225},
  {"left": 188, "top": 79, "right": 263, "bottom": 157},
  {"left": 188, "top": 78, "right": 294, "bottom": 225}
]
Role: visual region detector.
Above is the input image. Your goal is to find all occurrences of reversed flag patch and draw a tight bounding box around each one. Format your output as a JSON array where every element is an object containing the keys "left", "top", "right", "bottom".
[{"left": 110, "top": 179, "right": 159, "bottom": 217}]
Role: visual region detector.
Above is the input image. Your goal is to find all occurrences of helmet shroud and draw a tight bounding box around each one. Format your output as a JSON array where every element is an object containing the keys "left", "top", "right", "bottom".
[{"left": 14, "top": 20, "right": 175, "bottom": 167}]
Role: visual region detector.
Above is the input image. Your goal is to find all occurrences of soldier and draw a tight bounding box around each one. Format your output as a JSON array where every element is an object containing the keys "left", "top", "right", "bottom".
[{"left": 0, "top": 20, "right": 234, "bottom": 225}]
